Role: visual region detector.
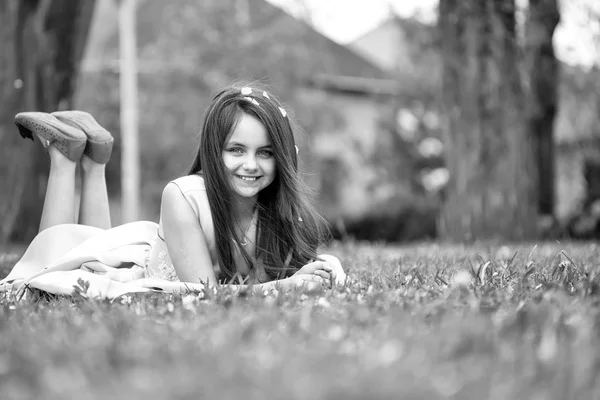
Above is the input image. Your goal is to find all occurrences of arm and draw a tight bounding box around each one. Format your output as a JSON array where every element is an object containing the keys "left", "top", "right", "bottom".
[
  {"left": 137, "top": 273, "right": 327, "bottom": 295},
  {"left": 161, "top": 183, "right": 218, "bottom": 285}
]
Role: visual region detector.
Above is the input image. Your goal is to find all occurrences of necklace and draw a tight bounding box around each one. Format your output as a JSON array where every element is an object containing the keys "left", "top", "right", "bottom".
[{"left": 239, "top": 210, "right": 257, "bottom": 247}]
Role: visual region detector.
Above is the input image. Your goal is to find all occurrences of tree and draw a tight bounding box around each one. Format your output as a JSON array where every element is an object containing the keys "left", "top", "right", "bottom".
[
  {"left": 526, "top": 0, "right": 560, "bottom": 218},
  {"left": 0, "top": 0, "right": 95, "bottom": 243},
  {"left": 438, "top": 0, "right": 538, "bottom": 241}
]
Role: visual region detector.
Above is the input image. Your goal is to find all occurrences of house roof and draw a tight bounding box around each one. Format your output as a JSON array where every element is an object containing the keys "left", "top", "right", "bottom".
[
  {"left": 83, "top": 0, "right": 387, "bottom": 81},
  {"left": 306, "top": 74, "right": 402, "bottom": 96},
  {"left": 351, "top": 14, "right": 434, "bottom": 48},
  {"left": 344, "top": 14, "right": 440, "bottom": 102}
]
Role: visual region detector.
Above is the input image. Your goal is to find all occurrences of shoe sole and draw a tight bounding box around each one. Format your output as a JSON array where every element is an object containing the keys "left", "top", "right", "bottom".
[
  {"left": 15, "top": 112, "right": 87, "bottom": 162},
  {"left": 52, "top": 111, "right": 114, "bottom": 164}
]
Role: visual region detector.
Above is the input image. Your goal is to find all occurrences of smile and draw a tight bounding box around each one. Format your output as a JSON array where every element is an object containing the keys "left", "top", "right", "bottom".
[{"left": 236, "top": 175, "right": 260, "bottom": 182}]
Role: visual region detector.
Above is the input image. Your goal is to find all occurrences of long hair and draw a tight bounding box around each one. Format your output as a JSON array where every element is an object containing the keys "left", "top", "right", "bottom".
[{"left": 188, "top": 84, "right": 330, "bottom": 282}]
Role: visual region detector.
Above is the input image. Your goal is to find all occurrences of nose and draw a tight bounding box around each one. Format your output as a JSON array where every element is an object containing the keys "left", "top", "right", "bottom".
[{"left": 243, "top": 154, "right": 258, "bottom": 171}]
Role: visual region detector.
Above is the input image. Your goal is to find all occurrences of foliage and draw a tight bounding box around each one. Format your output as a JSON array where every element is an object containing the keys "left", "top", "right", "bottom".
[{"left": 3, "top": 241, "right": 600, "bottom": 398}]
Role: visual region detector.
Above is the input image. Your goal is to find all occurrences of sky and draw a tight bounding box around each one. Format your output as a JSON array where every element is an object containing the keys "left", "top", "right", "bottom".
[{"left": 266, "top": 0, "right": 600, "bottom": 68}]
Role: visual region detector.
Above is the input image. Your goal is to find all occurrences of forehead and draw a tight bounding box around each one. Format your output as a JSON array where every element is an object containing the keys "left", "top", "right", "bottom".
[{"left": 227, "top": 112, "right": 270, "bottom": 146}]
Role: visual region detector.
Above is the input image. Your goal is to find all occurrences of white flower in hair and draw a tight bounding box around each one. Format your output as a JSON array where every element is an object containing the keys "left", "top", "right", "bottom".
[
  {"left": 243, "top": 96, "right": 259, "bottom": 106},
  {"left": 278, "top": 107, "right": 287, "bottom": 117},
  {"left": 262, "top": 91, "right": 270, "bottom": 99},
  {"left": 241, "top": 87, "right": 252, "bottom": 95}
]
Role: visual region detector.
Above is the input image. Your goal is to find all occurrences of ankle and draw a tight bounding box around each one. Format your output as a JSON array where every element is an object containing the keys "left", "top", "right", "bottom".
[
  {"left": 81, "top": 155, "right": 106, "bottom": 175},
  {"left": 49, "top": 146, "right": 77, "bottom": 169}
]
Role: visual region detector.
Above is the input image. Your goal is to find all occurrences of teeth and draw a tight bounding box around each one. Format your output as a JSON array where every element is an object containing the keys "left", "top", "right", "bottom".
[{"left": 239, "top": 176, "right": 257, "bottom": 181}]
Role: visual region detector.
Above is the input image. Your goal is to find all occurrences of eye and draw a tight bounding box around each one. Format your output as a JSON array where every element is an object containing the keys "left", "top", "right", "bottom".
[
  {"left": 227, "top": 147, "right": 244, "bottom": 154},
  {"left": 257, "top": 149, "right": 273, "bottom": 158}
]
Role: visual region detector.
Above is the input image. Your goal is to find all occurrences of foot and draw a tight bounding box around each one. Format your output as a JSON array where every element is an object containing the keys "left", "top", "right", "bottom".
[
  {"left": 52, "top": 111, "right": 114, "bottom": 164},
  {"left": 14, "top": 112, "right": 87, "bottom": 162}
]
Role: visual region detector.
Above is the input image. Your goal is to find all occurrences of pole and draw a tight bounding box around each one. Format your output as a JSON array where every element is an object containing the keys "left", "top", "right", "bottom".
[{"left": 118, "top": 0, "right": 139, "bottom": 222}]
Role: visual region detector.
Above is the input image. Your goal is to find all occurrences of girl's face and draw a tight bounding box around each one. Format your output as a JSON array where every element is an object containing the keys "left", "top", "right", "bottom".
[{"left": 222, "top": 112, "right": 277, "bottom": 200}]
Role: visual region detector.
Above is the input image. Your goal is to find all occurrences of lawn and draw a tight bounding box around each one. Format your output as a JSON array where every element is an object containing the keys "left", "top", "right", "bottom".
[{"left": 1, "top": 240, "right": 600, "bottom": 399}]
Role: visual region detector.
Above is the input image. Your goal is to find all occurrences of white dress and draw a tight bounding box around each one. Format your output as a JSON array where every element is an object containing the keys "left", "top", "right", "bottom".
[{"left": 0, "top": 174, "right": 217, "bottom": 299}]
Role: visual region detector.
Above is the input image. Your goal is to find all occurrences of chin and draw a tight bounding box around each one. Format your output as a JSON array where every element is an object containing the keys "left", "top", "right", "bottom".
[
  {"left": 234, "top": 188, "right": 260, "bottom": 198},
  {"left": 229, "top": 181, "right": 259, "bottom": 198}
]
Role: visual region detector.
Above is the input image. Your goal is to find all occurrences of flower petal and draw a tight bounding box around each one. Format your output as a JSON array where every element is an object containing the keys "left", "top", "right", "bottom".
[{"left": 241, "top": 87, "right": 252, "bottom": 95}]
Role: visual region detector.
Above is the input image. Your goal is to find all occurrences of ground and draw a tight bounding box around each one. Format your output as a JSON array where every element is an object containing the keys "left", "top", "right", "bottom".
[{"left": 1, "top": 240, "right": 600, "bottom": 399}]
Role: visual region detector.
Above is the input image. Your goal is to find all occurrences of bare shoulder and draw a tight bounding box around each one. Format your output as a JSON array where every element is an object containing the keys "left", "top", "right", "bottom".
[
  {"left": 170, "top": 174, "right": 206, "bottom": 193},
  {"left": 161, "top": 176, "right": 212, "bottom": 231},
  {"left": 161, "top": 183, "right": 195, "bottom": 224}
]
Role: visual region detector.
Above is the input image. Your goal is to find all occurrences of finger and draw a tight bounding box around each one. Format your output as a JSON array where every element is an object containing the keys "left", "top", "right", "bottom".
[
  {"left": 333, "top": 271, "right": 347, "bottom": 286},
  {"left": 298, "top": 277, "right": 327, "bottom": 291},
  {"left": 329, "top": 269, "right": 337, "bottom": 281},
  {"left": 314, "top": 262, "right": 333, "bottom": 271},
  {"left": 298, "top": 274, "right": 324, "bottom": 283},
  {"left": 305, "top": 281, "right": 325, "bottom": 292},
  {"left": 309, "top": 275, "right": 331, "bottom": 289},
  {"left": 302, "top": 261, "right": 333, "bottom": 273},
  {"left": 312, "top": 270, "right": 331, "bottom": 280}
]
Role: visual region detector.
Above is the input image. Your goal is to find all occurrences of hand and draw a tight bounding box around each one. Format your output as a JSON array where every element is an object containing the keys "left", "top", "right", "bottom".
[
  {"left": 315, "top": 254, "right": 347, "bottom": 286},
  {"left": 294, "top": 260, "right": 333, "bottom": 286},
  {"left": 295, "top": 260, "right": 333, "bottom": 277},
  {"left": 281, "top": 274, "right": 329, "bottom": 292}
]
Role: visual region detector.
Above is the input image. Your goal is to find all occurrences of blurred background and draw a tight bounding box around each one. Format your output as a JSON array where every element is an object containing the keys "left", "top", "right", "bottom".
[{"left": 0, "top": 0, "right": 599, "bottom": 245}]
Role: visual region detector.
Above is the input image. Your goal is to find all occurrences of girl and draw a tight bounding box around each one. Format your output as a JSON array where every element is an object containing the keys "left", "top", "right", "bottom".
[{"left": 1, "top": 85, "right": 345, "bottom": 299}]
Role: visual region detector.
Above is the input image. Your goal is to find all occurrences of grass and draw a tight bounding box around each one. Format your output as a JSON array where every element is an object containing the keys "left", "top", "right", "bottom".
[{"left": 2, "top": 240, "right": 600, "bottom": 399}]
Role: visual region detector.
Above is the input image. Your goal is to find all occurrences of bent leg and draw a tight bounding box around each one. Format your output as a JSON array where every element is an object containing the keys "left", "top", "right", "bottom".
[
  {"left": 79, "top": 156, "right": 111, "bottom": 229},
  {"left": 39, "top": 147, "right": 78, "bottom": 231}
]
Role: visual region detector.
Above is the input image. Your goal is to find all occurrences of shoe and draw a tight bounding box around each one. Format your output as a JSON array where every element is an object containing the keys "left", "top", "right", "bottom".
[
  {"left": 52, "top": 111, "right": 114, "bottom": 164},
  {"left": 14, "top": 112, "right": 87, "bottom": 162}
]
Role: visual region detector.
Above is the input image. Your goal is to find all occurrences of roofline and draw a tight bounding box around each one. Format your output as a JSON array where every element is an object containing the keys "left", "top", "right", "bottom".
[
  {"left": 305, "top": 73, "right": 401, "bottom": 96},
  {"left": 349, "top": 13, "right": 432, "bottom": 46}
]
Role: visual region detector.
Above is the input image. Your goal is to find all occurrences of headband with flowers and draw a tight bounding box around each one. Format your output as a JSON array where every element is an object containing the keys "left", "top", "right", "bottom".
[
  {"left": 239, "top": 87, "right": 297, "bottom": 155},
  {"left": 240, "top": 87, "right": 287, "bottom": 118}
]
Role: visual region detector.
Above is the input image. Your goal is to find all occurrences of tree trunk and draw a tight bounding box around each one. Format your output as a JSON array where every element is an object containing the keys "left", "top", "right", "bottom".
[
  {"left": 0, "top": 0, "right": 95, "bottom": 244},
  {"left": 526, "top": 0, "right": 560, "bottom": 217},
  {"left": 438, "top": 0, "right": 538, "bottom": 241}
]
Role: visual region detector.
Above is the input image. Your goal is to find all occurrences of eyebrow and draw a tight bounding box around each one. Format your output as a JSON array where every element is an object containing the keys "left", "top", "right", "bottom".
[{"left": 227, "top": 142, "right": 272, "bottom": 149}]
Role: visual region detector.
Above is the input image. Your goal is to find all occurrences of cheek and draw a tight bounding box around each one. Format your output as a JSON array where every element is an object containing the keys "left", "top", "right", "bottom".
[
  {"left": 262, "top": 159, "right": 276, "bottom": 176},
  {"left": 222, "top": 154, "right": 237, "bottom": 171}
]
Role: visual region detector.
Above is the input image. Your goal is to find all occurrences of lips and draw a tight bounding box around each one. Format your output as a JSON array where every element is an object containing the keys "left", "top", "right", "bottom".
[{"left": 236, "top": 175, "right": 261, "bottom": 182}]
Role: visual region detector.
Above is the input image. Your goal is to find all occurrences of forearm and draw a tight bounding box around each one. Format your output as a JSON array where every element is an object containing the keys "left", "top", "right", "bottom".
[{"left": 223, "top": 278, "right": 288, "bottom": 293}]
